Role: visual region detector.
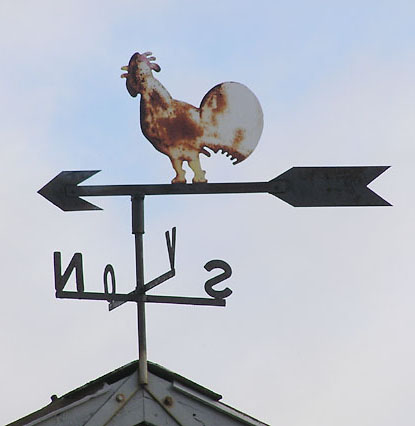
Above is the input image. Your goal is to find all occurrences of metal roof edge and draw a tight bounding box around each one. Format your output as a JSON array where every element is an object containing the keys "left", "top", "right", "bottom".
[
  {"left": 6, "top": 360, "right": 223, "bottom": 425},
  {"left": 172, "top": 381, "right": 269, "bottom": 426}
]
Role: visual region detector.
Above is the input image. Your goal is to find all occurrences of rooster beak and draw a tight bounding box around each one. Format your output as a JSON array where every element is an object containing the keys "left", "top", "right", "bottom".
[{"left": 121, "top": 66, "right": 129, "bottom": 71}]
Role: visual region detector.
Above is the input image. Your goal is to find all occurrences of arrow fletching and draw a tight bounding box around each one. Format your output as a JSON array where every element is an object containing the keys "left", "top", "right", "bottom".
[{"left": 269, "top": 166, "right": 391, "bottom": 207}]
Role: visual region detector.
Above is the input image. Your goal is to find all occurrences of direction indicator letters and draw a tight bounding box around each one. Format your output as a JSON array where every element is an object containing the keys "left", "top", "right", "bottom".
[{"left": 53, "top": 229, "right": 233, "bottom": 309}]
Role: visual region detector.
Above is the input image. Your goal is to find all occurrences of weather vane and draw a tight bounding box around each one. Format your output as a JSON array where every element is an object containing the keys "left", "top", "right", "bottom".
[{"left": 38, "top": 51, "right": 391, "bottom": 386}]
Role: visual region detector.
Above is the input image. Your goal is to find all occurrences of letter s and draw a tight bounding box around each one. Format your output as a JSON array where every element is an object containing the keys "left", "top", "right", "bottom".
[{"left": 204, "top": 260, "right": 232, "bottom": 299}]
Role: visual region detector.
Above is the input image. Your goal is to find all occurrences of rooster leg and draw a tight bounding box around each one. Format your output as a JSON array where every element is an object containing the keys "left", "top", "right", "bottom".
[
  {"left": 188, "top": 157, "right": 207, "bottom": 183},
  {"left": 170, "top": 158, "right": 186, "bottom": 184}
]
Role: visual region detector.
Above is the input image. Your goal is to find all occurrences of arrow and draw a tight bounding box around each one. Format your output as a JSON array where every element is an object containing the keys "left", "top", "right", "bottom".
[
  {"left": 272, "top": 166, "right": 391, "bottom": 207},
  {"left": 38, "top": 170, "right": 102, "bottom": 211},
  {"left": 38, "top": 167, "right": 391, "bottom": 211}
]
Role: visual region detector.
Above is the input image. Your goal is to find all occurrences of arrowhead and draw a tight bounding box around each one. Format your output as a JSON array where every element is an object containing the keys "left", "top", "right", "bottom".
[
  {"left": 269, "top": 166, "right": 391, "bottom": 207},
  {"left": 38, "top": 171, "right": 102, "bottom": 211}
]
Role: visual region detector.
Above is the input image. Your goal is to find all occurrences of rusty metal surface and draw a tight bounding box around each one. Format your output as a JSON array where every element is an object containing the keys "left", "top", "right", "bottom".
[
  {"left": 121, "top": 51, "right": 263, "bottom": 183},
  {"left": 38, "top": 167, "right": 391, "bottom": 211}
]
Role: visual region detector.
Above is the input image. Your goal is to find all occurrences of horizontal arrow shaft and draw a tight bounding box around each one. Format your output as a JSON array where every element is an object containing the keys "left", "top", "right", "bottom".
[{"left": 68, "top": 181, "right": 283, "bottom": 197}]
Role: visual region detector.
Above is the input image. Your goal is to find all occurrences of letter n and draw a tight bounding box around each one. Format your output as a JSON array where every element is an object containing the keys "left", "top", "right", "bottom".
[{"left": 54, "top": 252, "right": 85, "bottom": 293}]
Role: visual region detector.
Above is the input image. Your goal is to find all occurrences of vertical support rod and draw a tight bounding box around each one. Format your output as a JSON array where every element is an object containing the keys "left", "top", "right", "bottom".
[{"left": 132, "top": 195, "right": 148, "bottom": 385}]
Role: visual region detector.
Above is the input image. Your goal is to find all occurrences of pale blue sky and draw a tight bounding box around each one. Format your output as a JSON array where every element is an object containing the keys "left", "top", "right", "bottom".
[{"left": 1, "top": 1, "right": 415, "bottom": 425}]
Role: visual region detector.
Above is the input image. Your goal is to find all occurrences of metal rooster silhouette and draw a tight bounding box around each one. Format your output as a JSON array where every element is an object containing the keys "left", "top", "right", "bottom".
[{"left": 121, "top": 51, "right": 263, "bottom": 183}]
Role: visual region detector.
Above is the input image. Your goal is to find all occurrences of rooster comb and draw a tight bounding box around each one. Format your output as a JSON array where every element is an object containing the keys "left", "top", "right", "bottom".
[{"left": 138, "top": 51, "right": 161, "bottom": 72}]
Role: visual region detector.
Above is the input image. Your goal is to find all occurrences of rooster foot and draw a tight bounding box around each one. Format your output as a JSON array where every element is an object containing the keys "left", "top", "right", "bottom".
[
  {"left": 189, "top": 159, "right": 207, "bottom": 184},
  {"left": 192, "top": 174, "right": 207, "bottom": 184},
  {"left": 171, "top": 175, "right": 186, "bottom": 184},
  {"left": 170, "top": 158, "right": 186, "bottom": 184}
]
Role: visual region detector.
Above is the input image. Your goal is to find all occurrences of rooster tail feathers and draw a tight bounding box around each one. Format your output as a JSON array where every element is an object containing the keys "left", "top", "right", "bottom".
[{"left": 201, "top": 143, "right": 248, "bottom": 165}]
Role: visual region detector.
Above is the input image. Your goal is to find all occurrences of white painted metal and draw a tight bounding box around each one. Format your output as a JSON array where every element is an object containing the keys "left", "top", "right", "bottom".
[{"left": 9, "top": 363, "right": 269, "bottom": 426}]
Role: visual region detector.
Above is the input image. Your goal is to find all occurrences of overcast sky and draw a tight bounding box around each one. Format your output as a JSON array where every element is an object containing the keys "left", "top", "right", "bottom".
[{"left": 1, "top": 1, "right": 414, "bottom": 425}]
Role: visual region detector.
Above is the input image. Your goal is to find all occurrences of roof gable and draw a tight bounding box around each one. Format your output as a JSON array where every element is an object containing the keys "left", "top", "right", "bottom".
[{"left": 8, "top": 361, "right": 268, "bottom": 426}]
